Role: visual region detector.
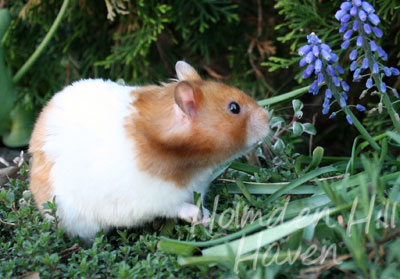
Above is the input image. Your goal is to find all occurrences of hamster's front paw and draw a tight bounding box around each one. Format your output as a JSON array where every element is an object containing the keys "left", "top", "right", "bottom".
[
  {"left": 177, "top": 203, "right": 211, "bottom": 226},
  {"left": 178, "top": 202, "right": 202, "bottom": 223}
]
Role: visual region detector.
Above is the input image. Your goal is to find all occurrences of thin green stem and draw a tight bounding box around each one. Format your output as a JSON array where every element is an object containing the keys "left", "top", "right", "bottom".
[
  {"left": 380, "top": 90, "right": 400, "bottom": 132},
  {"left": 12, "top": 0, "right": 70, "bottom": 84},
  {"left": 322, "top": 68, "right": 381, "bottom": 152},
  {"left": 344, "top": 106, "right": 380, "bottom": 150},
  {"left": 358, "top": 25, "right": 400, "bottom": 133}
]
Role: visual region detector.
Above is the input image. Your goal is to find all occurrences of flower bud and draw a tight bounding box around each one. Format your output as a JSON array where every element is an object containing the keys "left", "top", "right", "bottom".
[
  {"left": 340, "top": 97, "right": 347, "bottom": 107},
  {"left": 356, "top": 104, "right": 366, "bottom": 111},
  {"left": 350, "top": 61, "right": 358, "bottom": 71},
  {"left": 321, "top": 49, "right": 332, "bottom": 61},
  {"left": 341, "top": 81, "right": 350, "bottom": 92},
  {"left": 361, "top": 1, "right": 375, "bottom": 13},
  {"left": 352, "top": 20, "right": 359, "bottom": 31},
  {"left": 383, "top": 67, "right": 392, "bottom": 77},
  {"left": 391, "top": 67, "right": 400, "bottom": 76},
  {"left": 325, "top": 89, "right": 332, "bottom": 98},
  {"left": 368, "top": 13, "right": 380, "bottom": 26},
  {"left": 380, "top": 82, "right": 386, "bottom": 93},
  {"left": 346, "top": 115, "right": 353, "bottom": 125},
  {"left": 363, "top": 23, "right": 371, "bottom": 34},
  {"left": 370, "top": 40, "right": 378, "bottom": 51},
  {"left": 361, "top": 58, "right": 369, "bottom": 69},
  {"left": 298, "top": 45, "right": 311, "bottom": 56},
  {"left": 341, "top": 2, "right": 352, "bottom": 11},
  {"left": 349, "top": 49, "right": 357, "bottom": 60},
  {"left": 350, "top": 6, "right": 358, "bottom": 16},
  {"left": 372, "top": 27, "right": 383, "bottom": 38},
  {"left": 335, "top": 9, "right": 348, "bottom": 20},
  {"left": 358, "top": 9, "right": 367, "bottom": 21},
  {"left": 335, "top": 65, "right": 345, "bottom": 74},
  {"left": 372, "top": 63, "right": 379, "bottom": 74},
  {"left": 303, "top": 64, "right": 315, "bottom": 79},
  {"left": 317, "top": 73, "right": 324, "bottom": 83},
  {"left": 314, "top": 59, "right": 322, "bottom": 73},
  {"left": 356, "top": 36, "right": 363, "bottom": 47},
  {"left": 344, "top": 29, "right": 353, "bottom": 40},
  {"left": 366, "top": 78, "right": 373, "bottom": 88}
]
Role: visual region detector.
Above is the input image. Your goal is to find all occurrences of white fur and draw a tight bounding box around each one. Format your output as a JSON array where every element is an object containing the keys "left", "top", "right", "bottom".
[{"left": 40, "top": 79, "right": 212, "bottom": 241}]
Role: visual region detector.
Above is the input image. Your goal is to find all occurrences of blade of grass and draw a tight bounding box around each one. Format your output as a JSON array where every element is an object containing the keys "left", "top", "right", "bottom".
[
  {"left": 229, "top": 161, "right": 260, "bottom": 174},
  {"left": 224, "top": 183, "right": 317, "bottom": 195},
  {"left": 257, "top": 85, "right": 309, "bottom": 107},
  {"left": 202, "top": 202, "right": 353, "bottom": 257},
  {"left": 235, "top": 179, "right": 259, "bottom": 207},
  {"left": 264, "top": 166, "right": 336, "bottom": 205},
  {"left": 159, "top": 193, "right": 333, "bottom": 248}
]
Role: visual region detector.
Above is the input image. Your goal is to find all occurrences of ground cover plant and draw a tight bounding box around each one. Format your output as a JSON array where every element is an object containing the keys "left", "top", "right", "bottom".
[{"left": 1, "top": 0, "right": 400, "bottom": 278}]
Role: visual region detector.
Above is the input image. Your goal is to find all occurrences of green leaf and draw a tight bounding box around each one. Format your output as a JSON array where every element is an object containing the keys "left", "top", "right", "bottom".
[
  {"left": 0, "top": 9, "right": 14, "bottom": 135},
  {"left": 387, "top": 131, "right": 400, "bottom": 144},
  {"left": 292, "top": 121, "right": 303, "bottom": 136},
  {"left": 2, "top": 100, "right": 35, "bottom": 147},
  {"left": 202, "top": 208, "right": 332, "bottom": 257},
  {"left": 302, "top": 123, "right": 316, "bottom": 135},
  {"left": 292, "top": 99, "right": 303, "bottom": 113},
  {"left": 226, "top": 182, "right": 317, "bottom": 195},
  {"left": 264, "top": 165, "right": 336, "bottom": 204},
  {"left": 157, "top": 240, "right": 198, "bottom": 257},
  {"left": 229, "top": 161, "right": 260, "bottom": 175},
  {"left": 257, "top": 86, "right": 309, "bottom": 107},
  {"left": 270, "top": 116, "right": 285, "bottom": 129},
  {"left": 272, "top": 138, "right": 285, "bottom": 152},
  {"left": 304, "top": 146, "right": 324, "bottom": 172}
]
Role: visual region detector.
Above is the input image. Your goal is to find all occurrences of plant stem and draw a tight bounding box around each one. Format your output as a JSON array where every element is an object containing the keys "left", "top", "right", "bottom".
[
  {"left": 379, "top": 87, "right": 400, "bottom": 133},
  {"left": 12, "top": 0, "right": 70, "bottom": 84},
  {"left": 344, "top": 106, "right": 380, "bottom": 151},
  {"left": 322, "top": 68, "right": 381, "bottom": 152},
  {"left": 358, "top": 24, "right": 400, "bottom": 134}
]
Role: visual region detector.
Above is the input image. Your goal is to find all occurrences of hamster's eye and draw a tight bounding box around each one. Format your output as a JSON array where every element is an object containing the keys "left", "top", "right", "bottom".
[{"left": 228, "top": 102, "right": 241, "bottom": 114}]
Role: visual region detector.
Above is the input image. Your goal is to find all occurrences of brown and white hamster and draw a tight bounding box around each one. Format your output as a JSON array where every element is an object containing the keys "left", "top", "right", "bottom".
[{"left": 29, "top": 61, "right": 269, "bottom": 242}]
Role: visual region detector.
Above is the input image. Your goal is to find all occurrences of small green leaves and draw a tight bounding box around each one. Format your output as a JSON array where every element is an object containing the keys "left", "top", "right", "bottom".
[
  {"left": 157, "top": 240, "right": 198, "bottom": 257},
  {"left": 292, "top": 99, "right": 303, "bottom": 118},
  {"left": 292, "top": 121, "right": 303, "bottom": 135},
  {"left": 302, "top": 123, "right": 316, "bottom": 135},
  {"left": 270, "top": 116, "right": 285, "bottom": 129},
  {"left": 272, "top": 137, "right": 285, "bottom": 152},
  {"left": 292, "top": 99, "right": 303, "bottom": 113},
  {"left": 304, "top": 146, "right": 324, "bottom": 172},
  {"left": 292, "top": 122, "right": 316, "bottom": 136}
]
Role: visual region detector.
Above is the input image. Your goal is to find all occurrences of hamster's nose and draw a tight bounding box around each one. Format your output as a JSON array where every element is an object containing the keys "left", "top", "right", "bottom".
[{"left": 256, "top": 108, "right": 269, "bottom": 124}]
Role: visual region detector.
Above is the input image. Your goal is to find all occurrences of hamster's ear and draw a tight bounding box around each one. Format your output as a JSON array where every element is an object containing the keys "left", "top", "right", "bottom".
[
  {"left": 174, "top": 81, "right": 197, "bottom": 120},
  {"left": 175, "top": 61, "right": 201, "bottom": 81}
]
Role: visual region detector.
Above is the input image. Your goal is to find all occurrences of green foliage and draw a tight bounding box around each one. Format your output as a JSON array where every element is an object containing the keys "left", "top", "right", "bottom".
[{"left": 0, "top": 8, "right": 15, "bottom": 135}]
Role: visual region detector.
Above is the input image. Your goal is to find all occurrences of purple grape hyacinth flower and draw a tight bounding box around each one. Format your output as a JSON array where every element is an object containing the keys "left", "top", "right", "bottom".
[
  {"left": 298, "top": 33, "right": 352, "bottom": 115},
  {"left": 356, "top": 104, "right": 366, "bottom": 111},
  {"left": 335, "top": 0, "right": 399, "bottom": 95},
  {"left": 346, "top": 114, "right": 353, "bottom": 125}
]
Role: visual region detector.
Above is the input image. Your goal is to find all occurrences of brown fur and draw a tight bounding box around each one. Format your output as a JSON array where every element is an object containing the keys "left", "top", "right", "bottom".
[
  {"left": 29, "top": 102, "right": 55, "bottom": 210},
  {"left": 125, "top": 80, "right": 260, "bottom": 187}
]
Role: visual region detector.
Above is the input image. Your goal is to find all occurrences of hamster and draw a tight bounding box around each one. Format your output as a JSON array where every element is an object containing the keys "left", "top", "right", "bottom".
[{"left": 29, "top": 61, "right": 269, "bottom": 242}]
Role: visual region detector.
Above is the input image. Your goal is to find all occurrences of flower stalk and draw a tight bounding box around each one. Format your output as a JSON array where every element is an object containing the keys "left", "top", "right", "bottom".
[
  {"left": 298, "top": 33, "right": 380, "bottom": 151},
  {"left": 336, "top": 0, "right": 400, "bottom": 133},
  {"left": 321, "top": 67, "right": 381, "bottom": 151}
]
